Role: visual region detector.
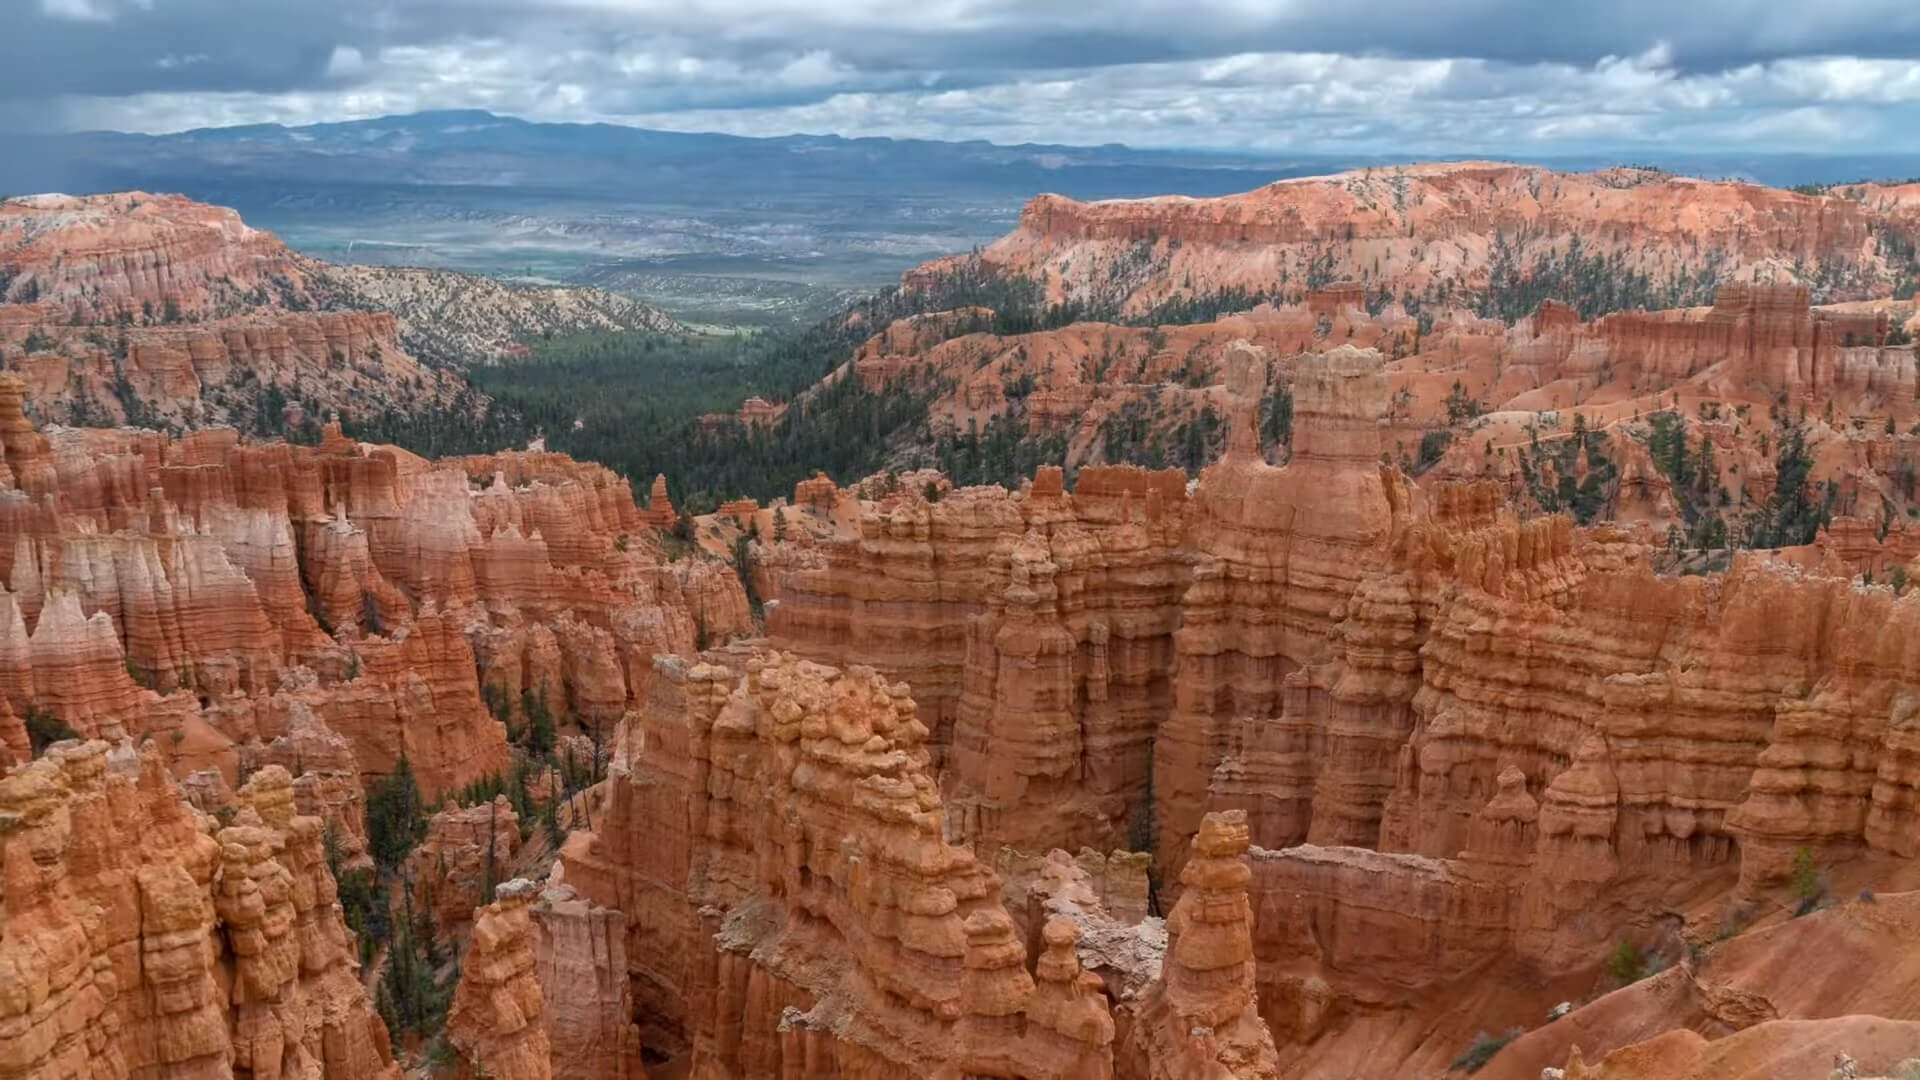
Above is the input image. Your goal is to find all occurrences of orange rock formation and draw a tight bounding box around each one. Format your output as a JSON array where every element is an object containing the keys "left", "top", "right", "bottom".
[
  {"left": 0, "top": 740, "right": 400, "bottom": 1080},
  {"left": 407, "top": 795, "right": 520, "bottom": 942},
  {"left": 1121, "top": 811, "right": 1277, "bottom": 1080},
  {"left": 557, "top": 648, "right": 1269, "bottom": 1078},
  {"left": 0, "top": 374, "right": 748, "bottom": 799},
  {"left": 448, "top": 878, "right": 554, "bottom": 1080},
  {"left": 9, "top": 167, "right": 1920, "bottom": 1080},
  {"left": 531, "top": 881, "right": 645, "bottom": 1080},
  {"left": 1480, "top": 886, "right": 1920, "bottom": 1078},
  {"left": 761, "top": 337, "right": 1920, "bottom": 1076},
  {"left": 0, "top": 193, "right": 467, "bottom": 428},
  {"left": 952, "top": 163, "right": 1919, "bottom": 317}
]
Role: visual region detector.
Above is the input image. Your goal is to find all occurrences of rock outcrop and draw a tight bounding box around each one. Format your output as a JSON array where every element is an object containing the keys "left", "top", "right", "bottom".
[
  {"left": 447, "top": 878, "right": 554, "bottom": 1080},
  {"left": 762, "top": 337, "right": 1920, "bottom": 1076},
  {"left": 0, "top": 740, "right": 400, "bottom": 1080},
  {"left": 309, "top": 264, "right": 683, "bottom": 365},
  {"left": 0, "top": 194, "right": 467, "bottom": 430},
  {"left": 559, "top": 650, "right": 1004, "bottom": 1072},
  {"left": 9, "top": 171, "right": 1920, "bottom": 1080},
  {"left": 1121, "top": 811, "right": 1277, "bottom": 1080},
  {"left": 560, "top": 646, "right": 1274, "bottom": 1079},
  {"left": 768, "top": 463, "right": 1193, "bottom": 854},
  {"left": 405, "top": 796, "right": 520, "bottom": 943},
  {"left": 0, "top": 192, "right": 683, "bottom": 424},
  {"left": 531, "top": 881, "right": 645, "bottom": 1080},
  {"left": 955, "top": 163, "right": 1918, "bottom": 317},
  {"left": 1552, "top": 1021, "right": 1920, "bottom": 1080},
  {"left": 809, "top": 257, "right": 1919, "bottom": 516},
  {"left": 0, "top": 379, "right": 749, "bottom": 792},
  {"left": 1473, "top": 885, "right": 1920, "bottom": 1079}
]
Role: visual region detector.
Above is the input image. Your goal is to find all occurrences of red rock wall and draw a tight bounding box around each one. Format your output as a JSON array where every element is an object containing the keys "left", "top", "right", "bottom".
[
  {"left": 562, "top": 651, "right": 1006, "bottom": 1072},
  {"left": 559, "top": 646, "right": 1275, "bottom": 1080},
  {"left": 0, "top": 375, "right": 748, "bottom": 798},
  {"left": 764, "top": 340, "right": 1920, "bottom": 1077},
  {"left": 447, "top": 879, "right": 555, "bottom": 1080},
  {"left": 967, "top": 164, "right": 1913, "bottom": 316},
  {"left": 532, "top": 882, "right": 645, "bottom": 1080},
  {"left": 0, "top": 193, "right": 473, "bottom": 429},
  {"left": 769, "top": 463, "right": 1194, "bottom": 854},
  {"left": 0, "top": 741, "right": 400, "bottom": 1080}
]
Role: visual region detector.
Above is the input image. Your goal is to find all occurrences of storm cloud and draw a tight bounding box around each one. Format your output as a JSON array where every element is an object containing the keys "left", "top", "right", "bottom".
[{"left": 5, "top": 0, "right": 1920, "bottom": 151}]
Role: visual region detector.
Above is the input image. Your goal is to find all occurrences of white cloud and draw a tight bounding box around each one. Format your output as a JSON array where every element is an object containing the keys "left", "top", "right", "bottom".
[
  {"left": 19, "top": 2, "right": 1920, "bottom": 152},
  {"left": 325, "top": 46, "right": 369, "bottom": 79},
  {"left": 39, "top": 0, "right": 116, "bottom": 22}
]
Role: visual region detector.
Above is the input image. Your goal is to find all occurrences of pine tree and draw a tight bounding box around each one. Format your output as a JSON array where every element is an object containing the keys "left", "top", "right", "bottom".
[
  {"left": 367, "top": 754, "right": 427, "bottom": 873},
  {"left": 518, "top": 692, "right": 556, "bottom": 757}
]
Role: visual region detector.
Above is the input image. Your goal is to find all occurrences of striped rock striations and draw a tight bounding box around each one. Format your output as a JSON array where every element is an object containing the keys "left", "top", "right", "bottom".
[
  {"left": 1120, "top": 811, "right": 1277, "bottom": 1080},
  {"left": 954, "top": 163, "right": 1919, "bottom": 317},
  {"left": 0, "top": 740, "right": 399, "bottom": 1080},
  {"left": 792, "top": 271, "right": 1917, "bottom": 538},
  {"left": 769, "top": 463, "right": 1194, "bottom": 855},
  {"left": 763, "top": 339, "right": 1920, "bottom": 1074},
  {"left": 530, "top": 881, "right": 645, "bottom": 1080},
  {"left": 447, "top": 878, "right": 554, "bottom": 1080},
  {"left": 0, "top": 376, "right": 748, "bottom": 804},
  {"left": 0, "top": 193, "right": 467, "bottom": 429},
  {"left": 558, "top": 647, "right": 1267, "bottom": 1079},
  {"left": 0, "top": 193, "right": 681, "bottom": 426},
  {"left": 833, "top": 296, "right": 1414, "bottom": 469},
  {"left": 558, "top": 650, "right": 1002, "bottom": 1072}
]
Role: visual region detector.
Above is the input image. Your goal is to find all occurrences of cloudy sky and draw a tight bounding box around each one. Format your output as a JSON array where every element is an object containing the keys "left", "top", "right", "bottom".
[{"left": 4, "top": 0, "right": 1920, "bottom": 152}]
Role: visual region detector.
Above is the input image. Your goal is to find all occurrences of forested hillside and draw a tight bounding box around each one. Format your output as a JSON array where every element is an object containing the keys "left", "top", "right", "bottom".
[{"left": 344, "top": 259, "right": 1110, "bottom": 509}]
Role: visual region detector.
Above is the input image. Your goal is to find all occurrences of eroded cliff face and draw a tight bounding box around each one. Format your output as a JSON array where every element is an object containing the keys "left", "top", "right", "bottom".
[
  {"left": 1119, "top": 811, "right": 1276, "bottom": 1080},
  {"left": 8, "top": 173, "right": 1919, "bottom": 1080},
  {"left": 0, "top": 193, "right": 469, "bottom": 429},
  {"left": 768, "top": 462, "right": 1193, "bottom": 855},
  {"left": 761, "top": 339, "right": 1920, "bottom": 1077},
  {"left": 557, "top": 648, "right": 1275, "bottom": 1079},
  {"left": 768, "top": 264, "right": 1918, "bottom": 531},
  {"left": 0, "top": 740, "right": 399, "bottom": 1080},
  {"left": 447, "top": 879, "right": 554, "bottom": 1080},
  {"left": 406, "top": 797, "right": 521, "bottom": 943},
  {"left": 952, "top": 163, "right": 1918, "bottom": 316},
  {"left": 530, "top": 881, "right": 644, "bottom": 1080},
  {"left": 0, "top": 374, "right": 748, "bottom": 802},
  {"left": 836, "top": 295, "right": 1417, "bottom": 468}
]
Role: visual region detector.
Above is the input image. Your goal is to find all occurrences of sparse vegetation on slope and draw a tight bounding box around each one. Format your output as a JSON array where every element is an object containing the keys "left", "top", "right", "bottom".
[{"left": 316, "top": 263, "right": 685, "bottom": 365}]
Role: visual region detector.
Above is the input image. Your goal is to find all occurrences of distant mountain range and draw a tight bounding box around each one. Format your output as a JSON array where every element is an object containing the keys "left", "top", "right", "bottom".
[
  {"left": 6, "top": 111, "right": 1916, "bottom": 325},
  {"left": 9, "top": 109, "right": 1916, "bottom": 205},
  {"left": 1, "top": 109, "right": 1340, "bottom": 204}
]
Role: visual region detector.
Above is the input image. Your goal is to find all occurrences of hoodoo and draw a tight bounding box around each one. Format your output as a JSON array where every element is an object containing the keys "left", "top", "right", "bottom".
[{"left": 5, "top": 160, "right": 1920, "bottom": 1080}]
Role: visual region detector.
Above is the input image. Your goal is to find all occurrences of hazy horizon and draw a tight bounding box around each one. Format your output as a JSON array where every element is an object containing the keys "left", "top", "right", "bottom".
[{"left": 14, "top": 109, "right": 1920, "bottom": 184}]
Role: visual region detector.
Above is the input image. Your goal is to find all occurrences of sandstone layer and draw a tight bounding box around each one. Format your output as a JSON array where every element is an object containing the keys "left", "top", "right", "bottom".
[
  {"left": 762, "top": 336, "right": 1920, "bottom": 1077},
  {"left": 559, "top": 648, "right": 1275, "bottom": 1079},
  {"left": 0, "top": 193, "right": 467, "bottom": 429},
  {"left": 1480, "top": 885, "right": 1920, "bottom": 1079},
  {"left": 0, "top": 740, "right": 400, "bottom": 1080},
  {"left": 447, "top": 878, "right": 554, "bottom": 1080},
  {"left": 784, "top": 274, "right": 1919, "bottom": 541},
  {"left": 939, "top": 163, "right": 1920, "bottom": 317},
  {"left": 0, "top": 192, "right": 681, "bottom": 427},
  {"left": 0, "top": 374, "right": 748, "bottom": 801},
  {"left": 530, "top": 881, "right": 645, "bottom": 1080}
]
